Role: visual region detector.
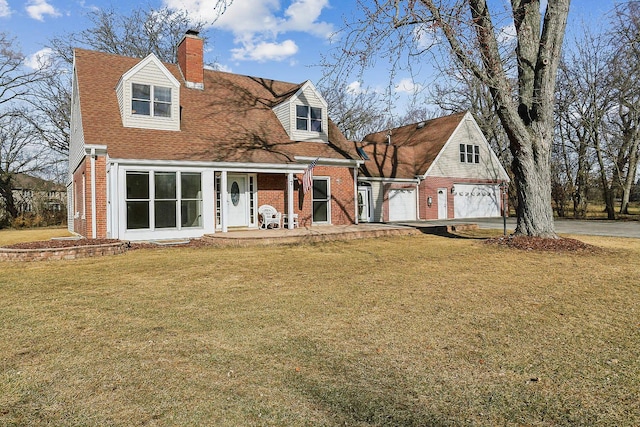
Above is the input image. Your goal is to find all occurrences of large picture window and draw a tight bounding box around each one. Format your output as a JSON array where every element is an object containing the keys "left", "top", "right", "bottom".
[
  {"left": 296, "top": 105, "right": 322, "bottom": 132},
  {"left": 126, "top": 171, "right": 202, "bottom": 230},
  {"left": 132, "top": 83, "right": 172, "bottom": 118}
]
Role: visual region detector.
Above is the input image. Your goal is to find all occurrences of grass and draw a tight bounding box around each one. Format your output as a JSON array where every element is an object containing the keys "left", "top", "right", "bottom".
[
  {"left": 1, "top": 231, "right": 639, "bottom": 426},
  {"left": 0, "top": 227, "right": 72, "bottom": 246}
]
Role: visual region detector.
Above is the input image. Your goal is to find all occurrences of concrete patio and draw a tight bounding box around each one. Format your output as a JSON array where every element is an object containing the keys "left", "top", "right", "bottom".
[{"left": 201, "top": 223, "right": 422, "bottom": 247}]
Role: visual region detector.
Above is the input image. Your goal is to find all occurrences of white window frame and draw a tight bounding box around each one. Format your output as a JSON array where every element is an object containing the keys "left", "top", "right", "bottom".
[
  {"left": 459, "top": 144, "right": 480, "bottom": 164},
  {"left": 312, "top": 176, "right": 331, "bottom": 224},
  {"left": 131, "top": 83, "right": 172, "bottom": 118},
  {"left": 125, "top": 170, "right": 203, "bottom": 231},
  {"left": 296, "top": 105, "right": 322, "bottom": 132}
]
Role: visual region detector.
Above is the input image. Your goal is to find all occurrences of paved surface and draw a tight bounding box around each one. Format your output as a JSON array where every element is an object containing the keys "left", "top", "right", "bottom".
[{"left": 400, "top": 218, "right": 640, "bottom": 238}]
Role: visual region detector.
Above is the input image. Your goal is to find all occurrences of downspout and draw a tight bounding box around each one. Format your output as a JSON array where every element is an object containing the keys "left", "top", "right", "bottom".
[
  {"left": 287, "top": 173, "right": 294, "bottom": 229},
  {"left": 415, "top": 178, "right": 421, "bottom": 220},
  {"left": 220, "top": 171, "right": 228, "bottom": 233},
  {"left": 90, "top": 148, "right": 97, "bottom": 239},
  {"left": 353, "top": 167, "right": 359, "bottom": 224}
]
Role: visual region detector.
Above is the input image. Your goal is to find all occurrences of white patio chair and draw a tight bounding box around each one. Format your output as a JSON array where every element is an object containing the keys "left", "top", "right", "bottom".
[{"left": 258, "top": 205, "right": 282, "bottom": 229}]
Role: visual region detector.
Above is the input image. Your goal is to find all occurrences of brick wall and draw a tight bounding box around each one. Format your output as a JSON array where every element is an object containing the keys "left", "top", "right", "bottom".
[
  {"left": 256, "top": 166, "right": 356, "bottom": 227},
  {"left": 71, "top": 155, "right": 108, "bottom": 238}
]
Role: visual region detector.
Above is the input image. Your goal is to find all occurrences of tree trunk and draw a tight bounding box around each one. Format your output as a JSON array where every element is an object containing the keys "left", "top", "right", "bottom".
[
  {"left": 0, "top": 175, "right": 18, "bottom": 219},
  {"left": 620, "top": 132, "right": 639, "bottom": 214}
]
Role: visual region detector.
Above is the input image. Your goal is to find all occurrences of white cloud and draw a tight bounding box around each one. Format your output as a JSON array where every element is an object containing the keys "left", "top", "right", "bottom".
[
  {"left": 497, "top": 23, "right": 517, "bottom": 45},
  {"left": 26, "top": 0, "right": 61, "bottom": 21},
  {"left": 24, "top": 47, "right": 54, "bottom": 70},
  {"left": 413, "top": 24, "right": 438, "bottom": 51},
  {"left": 231, "top": 39, "right": 298, "bottom": 62},
  {"left": 346, "top": 81, "right": 365, "bottom": 95},
  {"left": 0, "top": 0, "right": 12, "bottom": 18},
  {"left": 394, "top": 78, "right": 423, "bottom": 95},
  {"left": 163, "top": 0, "right": 333, "bottom": 62}
]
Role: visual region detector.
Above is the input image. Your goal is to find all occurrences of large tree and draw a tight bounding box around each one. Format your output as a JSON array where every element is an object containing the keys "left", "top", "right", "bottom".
[{"left": 326, "top": 0, "right": 570, "bottom": 237}]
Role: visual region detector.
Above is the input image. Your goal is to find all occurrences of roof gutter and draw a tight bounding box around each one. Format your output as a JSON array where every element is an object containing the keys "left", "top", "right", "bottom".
[
  {"left": 358, "top": 176, "right": 420, "bottom": 184},
  {"left": 294, "top": 156, "right": 363, "bottom": 167}
]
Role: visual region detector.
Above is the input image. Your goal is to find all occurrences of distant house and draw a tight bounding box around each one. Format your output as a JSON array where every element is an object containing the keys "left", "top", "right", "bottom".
[
  {"left": 7, "top": 173, "right": 66, "bottom": 216},
  {"left": 356, "top": 112, "right": 509, "bottom": 222},
  {"left": 68, "top": 31, "right": 362, "bottom": 241}
]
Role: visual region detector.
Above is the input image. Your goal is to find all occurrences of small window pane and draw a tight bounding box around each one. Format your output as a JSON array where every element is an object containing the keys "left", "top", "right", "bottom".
[
  {"left": 313, "top": 179, "right": 328, "bottom": 199},
  {"left": 466, "top": 145, "right": 474, "bottom": 163},
  {"left": 311, "top": 118, "right": 322, "bottom": 132},
  {"left": 132, "top": 84, "right": 150, "bottom": 100},
  {"left": 311, "top": 107, "right": 322, "bottom": 120},
  {"left": 154, "top": 86, "right": 171, "bottom": 102},
  {"left": 459, "top": 144, "right": 466, "bottom": 162},
  {"left": 154, "top": 102, "right": 171, "bottom": 117},
  {"left": 474, "top": 145, "right": 480, "bottom": 163},
  {"left": 155, "top": 173, "right": 176, "bottom": 199},
  {"left": 181, "top": 173, "right": 201, "bottom": 199},
  {"left": 181, "top": 200, "right": 202, "bottom": 227},
  {"left": 296, "top": 105, "right": 309, "bottom": 117},
  {"left": 155, "top": 201, "right": 176, "bottom": 228},
  {"left": 296, "top": 118, "right": 308, "bottom": 131},
  {"left": 313, "top": 201, "right": 328, "bottom": 222},
  {"left": 127, "top": 201, "right": 150, "bottom": 229},
  {"left": 132, "top": 100, "right": 150, "bottom": 115},
  {"left": 126, "top": 172, "right": 149, "bottom": 199}
]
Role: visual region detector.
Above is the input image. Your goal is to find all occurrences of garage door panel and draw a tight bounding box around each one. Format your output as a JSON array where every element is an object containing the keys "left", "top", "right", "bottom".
[
  {"left": 454, "top": 184, "right": 500, "bottom": 218},
  {"left": 389, "top": 189, "right": 416, "bottom": 221}
]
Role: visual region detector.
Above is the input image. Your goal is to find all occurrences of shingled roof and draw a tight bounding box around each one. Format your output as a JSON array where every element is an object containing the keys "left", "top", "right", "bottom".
[
  {"left": 74, "top": 48, "right": 358, "bottom": 164},
  {"left": 358, "top": 112, "right": 467, "bottom": 179}
]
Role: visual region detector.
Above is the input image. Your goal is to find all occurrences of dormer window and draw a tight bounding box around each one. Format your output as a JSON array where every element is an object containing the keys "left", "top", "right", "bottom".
[
  {"left": 296, "top": 105, "right": 322, "bottom": 132},
  {"left": 132, "top": 83, "right": 172, "bottom": 118}
]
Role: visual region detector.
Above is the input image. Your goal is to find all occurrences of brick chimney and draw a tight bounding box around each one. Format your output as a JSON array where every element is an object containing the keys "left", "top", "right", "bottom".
[{"left": 177, "top": 30, "right": 204, "bottom": 89}]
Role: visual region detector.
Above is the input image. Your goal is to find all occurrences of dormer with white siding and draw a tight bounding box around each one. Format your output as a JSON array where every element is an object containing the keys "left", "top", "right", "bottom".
[
  {"left": 115, "top": 53, "right": 181, "bottom": 131},
  {"left": 272, "top": 80, "right": 329, "bottom": 143}
]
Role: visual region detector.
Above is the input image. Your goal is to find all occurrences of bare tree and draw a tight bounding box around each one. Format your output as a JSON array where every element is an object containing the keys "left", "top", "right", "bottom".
[
  {"left": 0, "top": 111, "right": 51, "bottom": 221},
  {"left": 325, "top": 0, "right": 571, "bottom": 237},
  {"left": 0, "top": 33, "right": 47, "bottom": 118},
  {"left": 607, "top": 1, "right": 640, "bottom": 214},
  {"left": 49, "top": 7, "right": 209, "bottom": 64},
  {"left": 554, "top": 25, "right": 611, "bottom": 218}
]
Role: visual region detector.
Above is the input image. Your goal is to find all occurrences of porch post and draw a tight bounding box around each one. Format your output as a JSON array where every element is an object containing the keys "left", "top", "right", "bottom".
[
  {"left": 220, "top": 171, "right": 228, "bottom": 233},
  {"left": 353, "top": 167, "right": 359, "bottom": 225},
  {"left": 287, "top": 173, "right": 294, "bottom": 229}
]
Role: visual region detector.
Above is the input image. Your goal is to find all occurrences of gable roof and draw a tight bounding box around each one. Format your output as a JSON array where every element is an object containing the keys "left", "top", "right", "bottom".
[
  {"left": 358, "top": 112, "right": 467, "bottom": 179},
  {"left": 12, "top": 173, "right": 65, "bottom": 191},
  {"left": 73, "top": 49, "right": 358, "bottom": 165}
]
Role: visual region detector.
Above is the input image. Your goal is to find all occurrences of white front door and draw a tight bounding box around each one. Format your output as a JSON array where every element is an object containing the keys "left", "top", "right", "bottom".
[
  {"left": 227, "top": 174, "right": 248, "bottom": 227},
  {"left": 437, "top": 188, "right": 448, "bottom": 219},
  {"left": 358, "top": 186, "right": 371, "bottom": 222}
]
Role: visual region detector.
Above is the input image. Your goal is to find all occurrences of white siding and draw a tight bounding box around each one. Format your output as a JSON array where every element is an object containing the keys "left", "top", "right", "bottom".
[
  {"left": 121, "top": 61, "right": 180, "bottom": 131},
  {"left": 370, "top": 181, "right": 385, "bottom": 222},
  {"left": 69, "top": 70, "right": 86, "bottom": 175},
  {"left": 429, "top": 118, "right": 504, "bottom": 181},
  {"left": 289, "top": 85, "right": 329, "bottom": 143},
  {"left": 272, "top": 102, "right": 290, "bottom": 134}
]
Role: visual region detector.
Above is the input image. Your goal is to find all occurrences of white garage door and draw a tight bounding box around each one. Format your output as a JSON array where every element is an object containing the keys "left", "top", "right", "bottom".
[
  {"left": 454, "top": 184, "right": 500, "bottom": 218},
  {"left": 388, "top": 189, "right": 417, "bottom": 221}
]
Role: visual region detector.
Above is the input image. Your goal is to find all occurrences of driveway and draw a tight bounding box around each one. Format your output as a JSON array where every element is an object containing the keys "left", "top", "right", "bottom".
[{"left": 400, "top": 217, "right": 640, "bottom": 238}]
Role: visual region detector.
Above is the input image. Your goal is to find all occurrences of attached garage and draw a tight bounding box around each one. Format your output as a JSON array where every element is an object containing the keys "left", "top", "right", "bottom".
[
  {"left": 388, "top": 188, "right": 417, "bottom": 221},
  {"left": 454, "top": 184, "right": 500, "bottom": 218}
]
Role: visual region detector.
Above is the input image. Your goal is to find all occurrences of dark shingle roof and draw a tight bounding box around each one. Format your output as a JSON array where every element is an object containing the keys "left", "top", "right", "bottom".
[
  {"left": 74, "top": 49, "right": 358, "bottom": 164},
  {"left": 358, "top": 112, "right": 466, "bottom": 179}
]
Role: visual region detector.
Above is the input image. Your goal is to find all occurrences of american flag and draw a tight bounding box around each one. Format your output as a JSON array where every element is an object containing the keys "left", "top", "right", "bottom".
[{"left": 301, "top": 158, "right": 319, "bottom": 194}]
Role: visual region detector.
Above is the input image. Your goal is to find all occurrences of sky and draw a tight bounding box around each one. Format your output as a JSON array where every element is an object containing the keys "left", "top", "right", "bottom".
[{"left": 1, "top": 0, "right": 620, "bottom": 101}]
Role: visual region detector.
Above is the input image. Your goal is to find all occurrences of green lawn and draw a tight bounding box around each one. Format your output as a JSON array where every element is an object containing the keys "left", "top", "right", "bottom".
[{"left": 1, "top": 232, "right": 639, "bottom": 426}]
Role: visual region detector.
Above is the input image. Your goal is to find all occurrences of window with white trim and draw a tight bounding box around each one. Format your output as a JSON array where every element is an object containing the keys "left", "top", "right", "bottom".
[
  {"left": 459, "top": 144, "right": 480, "bottom": 164},
  {"left": 126, "top": 171, "right": 202, "bottom": 230},
  {"left": 312, "top": 177, "right": 330, "bottom": 223},
  {"left": 296, "top": 105, "right": 322, "bottom": 132},
  {"left": 132, "top": 83, "right": 172, "bottom": 117}
]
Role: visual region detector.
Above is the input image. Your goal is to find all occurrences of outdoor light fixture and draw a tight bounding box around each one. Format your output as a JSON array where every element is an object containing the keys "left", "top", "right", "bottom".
[
  {"left": 427, "top": 196, "right": 432, "bottom": 207},
  {"left": 451, "top": 185, "right": 455, "bottom": 194}
]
